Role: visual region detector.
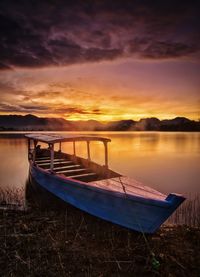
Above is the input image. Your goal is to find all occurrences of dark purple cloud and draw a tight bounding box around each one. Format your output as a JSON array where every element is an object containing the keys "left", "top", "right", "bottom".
[
  {"left": 0, "top": 101, "right": 103, "bottom": 115},
  {"left": 54, "top": 107, "right": 103, "bottom": 115},
  {"left": 0, "top": 0, "right": 199, "bottom": 70},
  {"left": 141, "top": 41, "right": 198, "bottom": 59},
  {"left": 0, "top": 102, "right": 48, "bottom": 113}
]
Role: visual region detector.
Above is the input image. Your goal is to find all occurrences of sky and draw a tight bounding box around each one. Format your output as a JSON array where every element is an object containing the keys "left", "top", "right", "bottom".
[{"left": 0, "top": 0, "right": 199, "bottom": 121}]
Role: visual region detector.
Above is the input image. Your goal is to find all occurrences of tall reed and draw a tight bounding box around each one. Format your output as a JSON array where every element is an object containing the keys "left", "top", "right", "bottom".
[
  {"left": 0, "top": 187, "right": 25, "bottom": 209},
  {"left": 167, "top": 193, "right": 200, "bottom": 227}
]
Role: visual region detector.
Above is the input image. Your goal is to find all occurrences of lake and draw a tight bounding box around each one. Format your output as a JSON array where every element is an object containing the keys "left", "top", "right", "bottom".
[{"left": 0, "top": 131, "right": 199, "bottom": 198}]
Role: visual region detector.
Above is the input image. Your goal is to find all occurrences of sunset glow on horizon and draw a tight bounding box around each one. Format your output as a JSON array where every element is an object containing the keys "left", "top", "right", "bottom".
[
  {"left": 0, "top": 1, "right": 199, "bottom": 122},
  {"left": 0, "top": 58, "right": 199, "bottom": 121}
]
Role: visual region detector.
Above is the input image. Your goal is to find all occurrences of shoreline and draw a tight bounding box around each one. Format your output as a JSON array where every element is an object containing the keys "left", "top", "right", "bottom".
[{"left": 1, "top": 205, "right": 199, "bottom": 276}]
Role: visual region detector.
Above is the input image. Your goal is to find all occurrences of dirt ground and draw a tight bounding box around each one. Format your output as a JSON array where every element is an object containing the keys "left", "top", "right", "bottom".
[{"left": 0, "top": 203, "right": 199, "bottom": 277}]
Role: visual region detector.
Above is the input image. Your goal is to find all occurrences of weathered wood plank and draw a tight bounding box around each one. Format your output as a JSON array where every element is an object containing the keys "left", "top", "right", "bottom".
[
  {"left": 36, "top": 160, "right": 73, "bottom": 166},
  {"left": 89, "top": 177, "right": 166, "bottom": 200},
  {"left": 57, "top": 168, "right": 87, "bottom": 174},
  {"left": 53, "top": 164, "right": 81, "bottom": 171},
  {"left": 68, "top": 172, "right": 97, "bottom": 179},
  {"left": 35, "top": 158, "right": 66, "bottom": 163},
  {"left": 25, "top": 134, "right": 111, "bottom": 144}
]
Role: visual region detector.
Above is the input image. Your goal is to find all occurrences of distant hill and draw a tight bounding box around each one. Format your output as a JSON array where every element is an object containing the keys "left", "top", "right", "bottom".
[
  {"left": 0, "top": 114, "right": 74, "bottom": 131},
  {"left": 0, "top": 114, "right": 199, "bottom": 131}
]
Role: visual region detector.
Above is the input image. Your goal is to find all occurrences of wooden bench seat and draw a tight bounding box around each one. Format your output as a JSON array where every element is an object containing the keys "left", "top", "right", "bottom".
[
  {"left": 56, "top": 168, "right": 87, "bottom": 175},
  {"left": 54, "top": 164, "right": 81, "bottom": 171},
  {"left": 36, "top": 158, "right": 66, "bottom": 164},
  {"left": 36, "top": 156, "right": 50, "bottom": 160},
  {"left": 67, "top": 172, "right": 97, "bottom": 181},
  {"left": 37, "top": 160, "right": 73, "bottom": 166}
]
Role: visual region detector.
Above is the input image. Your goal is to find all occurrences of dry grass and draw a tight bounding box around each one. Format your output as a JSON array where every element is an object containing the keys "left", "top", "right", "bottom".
[
  {"left": 0, "top": 189, "right": 200, "bottom": 276},
  {"left": 0, "top": 206, "right": 200, "bottom": 277},
  {"left": 0, "top": 187, "right": 25, "bottom": 210},
  {"left": 167, "top": 193, "right": 200, "bottom": 227}
]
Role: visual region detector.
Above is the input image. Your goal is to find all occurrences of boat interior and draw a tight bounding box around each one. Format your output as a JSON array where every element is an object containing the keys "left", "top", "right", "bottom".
[
  {"left": 34, "top": 149, "right": 166, "bottom": 200},
  {"left": 35, "top": 149, "right": 120, "bottom": 183}
]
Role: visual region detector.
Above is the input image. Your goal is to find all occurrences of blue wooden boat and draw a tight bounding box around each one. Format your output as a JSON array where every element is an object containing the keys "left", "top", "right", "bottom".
[{"left": 25, "top": 134, "right": 185, "bottom": 233}]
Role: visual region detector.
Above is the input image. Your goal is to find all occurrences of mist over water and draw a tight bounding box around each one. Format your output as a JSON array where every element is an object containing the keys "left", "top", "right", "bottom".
[{"left": 0, "top": 132, "right": 199, "bottom": 197}]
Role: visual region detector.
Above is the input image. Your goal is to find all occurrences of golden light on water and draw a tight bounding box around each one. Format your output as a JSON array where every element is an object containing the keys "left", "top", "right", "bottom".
[{"left": 0, "top": 132, "right": 199, "bottom": 197}]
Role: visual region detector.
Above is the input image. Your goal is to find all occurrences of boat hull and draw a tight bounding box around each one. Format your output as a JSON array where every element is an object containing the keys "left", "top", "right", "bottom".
[{"left": 30, "top": 164, "right": 185, "bottom": 233}]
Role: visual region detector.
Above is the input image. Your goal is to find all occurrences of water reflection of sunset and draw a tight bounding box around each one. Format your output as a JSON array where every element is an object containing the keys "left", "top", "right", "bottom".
[
  {"left": 58, "top": 132, "right": 199, "bottom": 194},
  {"left": 0, "top": 132, "right": 199, "bottom": 194}
]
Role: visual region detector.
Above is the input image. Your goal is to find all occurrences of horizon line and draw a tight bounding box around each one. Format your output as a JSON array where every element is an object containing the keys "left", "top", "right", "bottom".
[{"left": 0, "top": 113, "right": 199, "bottom": 122}]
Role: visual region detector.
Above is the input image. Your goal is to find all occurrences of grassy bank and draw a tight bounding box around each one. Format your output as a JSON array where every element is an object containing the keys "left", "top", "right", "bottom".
[{"left": 1, "top": 203, "right": 200, "bottom": 277}]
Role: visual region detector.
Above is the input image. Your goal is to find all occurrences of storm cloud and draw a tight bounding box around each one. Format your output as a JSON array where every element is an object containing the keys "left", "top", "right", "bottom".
[{"left": 0, "top": 0, "right": 199, "bottom": 70}]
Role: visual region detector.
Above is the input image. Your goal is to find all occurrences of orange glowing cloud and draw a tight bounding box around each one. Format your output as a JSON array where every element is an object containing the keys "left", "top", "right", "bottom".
[{"left": 0, "top": 59, "right": 199, "bottom": 121}]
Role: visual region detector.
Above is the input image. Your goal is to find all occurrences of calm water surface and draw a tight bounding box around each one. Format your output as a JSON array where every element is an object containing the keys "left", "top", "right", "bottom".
[{"left": 0, "top": 132, "right": 199, "bottom": 197}]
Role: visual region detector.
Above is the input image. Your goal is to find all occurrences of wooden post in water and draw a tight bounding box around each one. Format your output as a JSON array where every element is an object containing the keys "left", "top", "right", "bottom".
[
  {"left": 87, "top": 141, "right": 91, "bottom": 161},
  {"left": 27, "top": 139, "right": 31, "bottom": 160},
  {"left": 73, "top": 141, "right": 76, "bottom": 156},
  {"left": 49, "top": 143, "right": 54, "bottom": 172},
  {"left": 104, "top": 141, "right": 108, "bottom": 168},
  {"left": 33, "top": 140, "right": 37, "bottom": 164}
]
